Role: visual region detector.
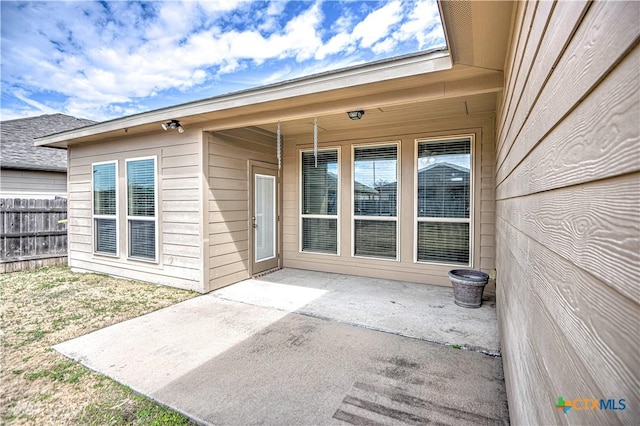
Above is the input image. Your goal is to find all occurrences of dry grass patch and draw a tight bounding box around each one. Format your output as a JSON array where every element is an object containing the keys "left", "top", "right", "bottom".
[{"left": 0, "top": 266, "right": 197, "bottom": 425}]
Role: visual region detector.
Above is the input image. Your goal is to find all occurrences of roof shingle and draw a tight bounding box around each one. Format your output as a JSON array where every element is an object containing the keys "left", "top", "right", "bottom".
[{"left": 1, "top": 114, "right": 96, "bottom": 171}]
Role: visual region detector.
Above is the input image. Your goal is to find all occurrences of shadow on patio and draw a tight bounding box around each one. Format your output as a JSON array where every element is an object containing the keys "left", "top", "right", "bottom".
[{"left": 218, "top": 268, "right": 501, "bottom": 355}]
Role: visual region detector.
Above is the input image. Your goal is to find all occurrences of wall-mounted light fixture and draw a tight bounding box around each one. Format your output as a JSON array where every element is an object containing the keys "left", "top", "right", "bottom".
[
  {"left": 161, "top": 119, "right": 184, "bottom": 133},
  {"left": 347, "top": 110, "right": 365, "bottom": 120}
]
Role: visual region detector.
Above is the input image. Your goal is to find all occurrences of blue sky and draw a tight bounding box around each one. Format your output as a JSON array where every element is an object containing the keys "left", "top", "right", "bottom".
[{"left": 0, "top": 1, "right": 445, "bottom": 122}]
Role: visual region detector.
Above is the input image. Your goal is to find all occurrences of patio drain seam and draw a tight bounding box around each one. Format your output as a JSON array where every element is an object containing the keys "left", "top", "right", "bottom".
[{"left": 252, "top": 266, "right": 282, "bottom": 279}]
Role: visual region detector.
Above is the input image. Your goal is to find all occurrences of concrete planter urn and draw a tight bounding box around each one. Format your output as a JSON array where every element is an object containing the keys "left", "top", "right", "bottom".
[{"left": 448, "top": 269, "right": 490, "bottom": 308}]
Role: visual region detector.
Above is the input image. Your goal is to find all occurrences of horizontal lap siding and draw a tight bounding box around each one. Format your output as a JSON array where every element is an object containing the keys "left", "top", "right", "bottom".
[
  {"left": 282, "top": 113, "right": 496, "bottom": 288},
  {"left": 67, "top": 130, "right": 204, "bottom": 292},
  {"left": 495, "top": 1, "right": 640, "bottom": 424},
  {"left": 0, "top": 169, "right": 67, "bottom": 198},
  {"left": 207, "top": 128, "right": 276, "bottom": 291}
]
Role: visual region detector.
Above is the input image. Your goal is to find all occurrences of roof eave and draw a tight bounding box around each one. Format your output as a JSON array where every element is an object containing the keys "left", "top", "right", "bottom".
[
  {"left": 1, "top": 163, "right": 67, "bottom": 173},
  {"left": 35, "top": 49, "right": 452, "bottom": 148}
]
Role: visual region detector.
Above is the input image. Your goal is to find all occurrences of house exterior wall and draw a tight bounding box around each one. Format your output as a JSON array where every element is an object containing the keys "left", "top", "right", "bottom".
[
  {"left": 495, "top": 1, "right": 639, "bottom": 424},
  {"left": 0, "top": 169, "right": 67, "bottom": 199},
  {"left": 282, "top": 112, "right": 496, "bottom": 287},
  {"left": 206, "top": 128, "right": 277, "bottom": 292},
  {"left": 66, "top": 129, "right": 206, "bottom": 292}
]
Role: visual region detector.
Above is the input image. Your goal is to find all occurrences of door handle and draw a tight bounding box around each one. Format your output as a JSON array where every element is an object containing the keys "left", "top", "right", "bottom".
[{"left": 252, "top": 216, "right": 257, "bottom": 229}]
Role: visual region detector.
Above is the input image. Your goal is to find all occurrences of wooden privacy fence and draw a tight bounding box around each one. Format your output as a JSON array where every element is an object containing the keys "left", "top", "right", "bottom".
[{"left": 0, "top": 198, "right": 68, "bottom": 273}]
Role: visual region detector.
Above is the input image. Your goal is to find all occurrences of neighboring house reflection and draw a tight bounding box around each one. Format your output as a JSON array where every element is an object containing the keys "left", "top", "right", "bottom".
[{"left": 418, "top": 162, "right": 470, "bottom": 218}]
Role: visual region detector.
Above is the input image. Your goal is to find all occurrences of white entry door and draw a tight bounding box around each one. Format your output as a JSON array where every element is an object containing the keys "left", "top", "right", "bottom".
[{"left": 250, "top": 165, "right": 279, "bottom": 274}]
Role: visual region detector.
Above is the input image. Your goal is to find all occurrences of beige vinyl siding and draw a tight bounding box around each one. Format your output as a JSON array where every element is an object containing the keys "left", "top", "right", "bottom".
[
  {"left": 495, "top": 1, "right": 639, "bottom": 424},
  {"left": 67, "top": 129, "right": 205, "bottom": 292},
  {"left": 0, "top": 169, "right": 67, "bottom": 199},
  {"left": 282, "top": 112, "right": 496, "bottom": 287},
  {"left": 206, "top": 128, "right": 277, "bottom": 292}
]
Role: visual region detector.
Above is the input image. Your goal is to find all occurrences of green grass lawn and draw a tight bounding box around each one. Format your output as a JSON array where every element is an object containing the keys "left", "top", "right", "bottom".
[{"left": 0, "top": 266, "right": 197, "bottom": 425}]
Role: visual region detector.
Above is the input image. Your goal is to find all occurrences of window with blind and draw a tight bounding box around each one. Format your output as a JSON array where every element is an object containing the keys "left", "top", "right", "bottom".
[
  {"left": 300, "top": 149, "right": 339, "bottom": 254},
  {"left": 93, "top": 162, "right": 118, "bottom": 255},
  {"left": 126, "top": 157, "right": 157, "bottom": 261},
  {"left": 416, "top": 137, "right": 471, "bottom": 265},
  {"left": 353, "top": 144, "right": 398, "bottom": 260}
]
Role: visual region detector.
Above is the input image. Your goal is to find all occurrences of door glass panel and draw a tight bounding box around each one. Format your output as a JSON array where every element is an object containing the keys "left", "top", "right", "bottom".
[{"left": 255, "top": 174, "right": 276, "bottom": 262}]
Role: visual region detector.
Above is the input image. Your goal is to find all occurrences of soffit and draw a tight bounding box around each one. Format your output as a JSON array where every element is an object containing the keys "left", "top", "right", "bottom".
[
  {"left": 255, "top": 92, "right": 497, "bottom": 137},
  {"left": 439, "top": 0, "right": 514, "bottom": 71}
]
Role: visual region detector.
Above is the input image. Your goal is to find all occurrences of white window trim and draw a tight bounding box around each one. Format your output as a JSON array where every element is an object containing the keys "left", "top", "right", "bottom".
[
  {"left": 413, "top": 134, "right": 475, "bottom": 267},
  {"left": 299, "top": 147, "right": 341, "bottom": 256},
  {"left": 92, "top": 160, "right": 118, "bottom": 257},
  {"left": 351, "top": 141, "right": 401, "bottom": 262},
  {"left": 125, "top": 156, "right": 158, "bottom": 263}
]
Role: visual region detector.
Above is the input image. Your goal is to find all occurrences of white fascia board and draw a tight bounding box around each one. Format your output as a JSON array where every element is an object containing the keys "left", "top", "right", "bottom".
[{"left": 35, "top": 50, "right": 452, "bottom": 147}]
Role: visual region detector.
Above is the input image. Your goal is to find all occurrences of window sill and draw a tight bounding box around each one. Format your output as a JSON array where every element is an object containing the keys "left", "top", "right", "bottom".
[
  {"left": 92, "top": 252, "right": 119, "bottom": 259},
  {"left": 127, "top": 256, "right": 159, "bottom": 265},
  {"left": 352, "top": 254, "right": 399, "bottom": 262},
  {"left": 414, "top": 259, "right": 471, "bottom": 268},
  {"left": 299, "top": 250, "right": 340, "bottom": 257}
]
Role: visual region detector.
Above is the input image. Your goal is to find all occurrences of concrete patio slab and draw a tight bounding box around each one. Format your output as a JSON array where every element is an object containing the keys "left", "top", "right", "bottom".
[
  {"left": 54, "top": 269, "right": 508, "bottom": 425},
  {"left": 216, "top": 268, "right": 500, "bottom": 355}
]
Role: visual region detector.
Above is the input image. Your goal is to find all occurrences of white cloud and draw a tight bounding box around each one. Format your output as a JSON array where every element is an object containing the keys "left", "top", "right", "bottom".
[
  {"left": 12, "top": 90, "right": 53, "bottom": 110},
  {"left": 197, "top": 0, "right": 249, "bottom": 14},
  {"left": 279, "top": 1, "right": 323, "bottom": 61},
  {"left": 352, "top": 1, "right": 402, "bottom": 48},
  {"left": 315, "top": 32, "right": 352, "bottom": 60},
  {"left": 372, "top": 37, "right": 397, "bottom": 55},
  {"left": 0, "top": 0, "right": 446, "bottom": 121},
  {"left": 316, "top": 1, "right": 406, "bottom": 60},
  {"left": 266, "top": 1, "right": 288, "bottom": 16},
  {"left": 331, "top": 12, "right": 355, "bottom": 34},
  {"left": 397, "top": 0, "right": 445, "bottom": 49}
]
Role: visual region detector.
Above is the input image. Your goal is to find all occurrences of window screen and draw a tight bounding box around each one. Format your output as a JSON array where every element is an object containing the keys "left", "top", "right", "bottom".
[
  {"left": 302, "top": 218, "right": 337, "bottom": 254},
  {"left": 129, "top": 220, "right": 156, "bottom": 259},
  {"left": 354, "top": 220, "right": 397, "bottom": 258},
  {"left": 417, "top": 138, "right": 471, "bottom": 265},
  {"left": 417, "top": 222, "right": 469, "bottom": 264},
  {"left": 301, "top": 150, "right": 338, "bottom": 254},
  {"left": 94, "top": 163, "right": 116, "bottom": 216},
  {"left": 93, "top": 162, "right": 117, "bottom": 255},
  {"left": 353, "top": 144, "right": 398, "bottom": 259},
  {"left": 95, "top": 218, "right": 117, "bottom": 255},
  {"left": 127, "top": 160, "right": 155, "bottom": 216},
  {"left": 127, "top": 158, "right": 156, "bottom": 261}
]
